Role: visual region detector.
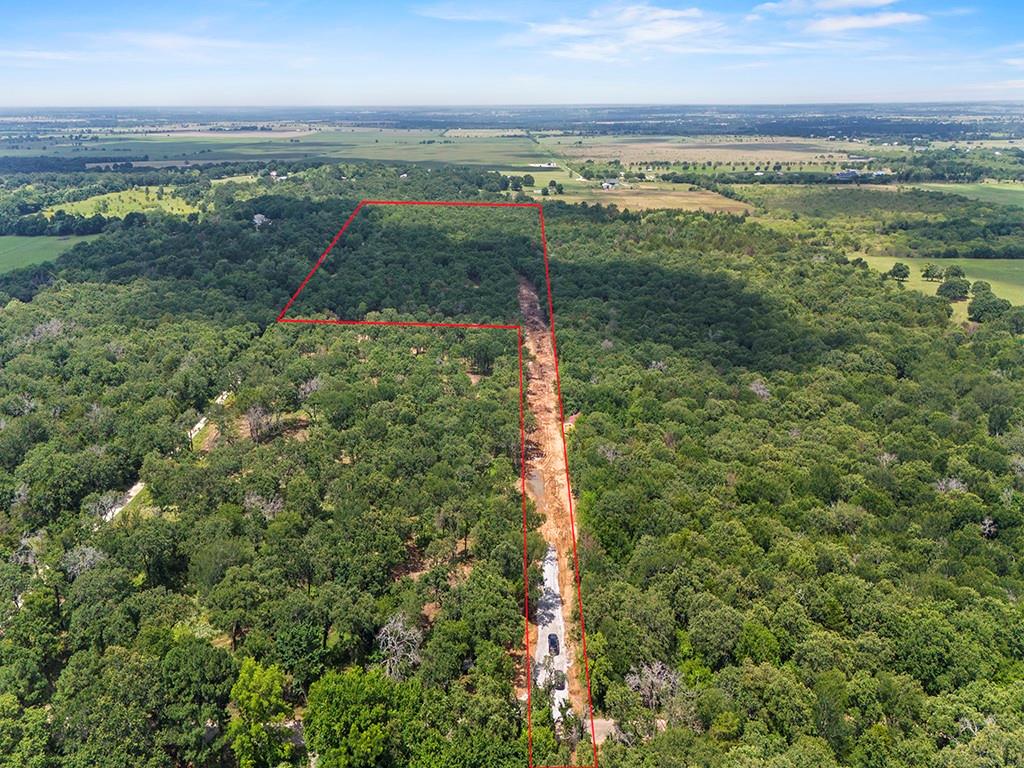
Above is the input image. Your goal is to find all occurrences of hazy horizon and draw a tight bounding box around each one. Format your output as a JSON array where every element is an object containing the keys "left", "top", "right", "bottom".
[{"left": 3, "top": 0, "right": 1023, "bottom": 107}]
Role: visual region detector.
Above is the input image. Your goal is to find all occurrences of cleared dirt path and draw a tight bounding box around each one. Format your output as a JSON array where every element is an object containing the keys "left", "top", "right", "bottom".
[{"left": 518, "top": 277, "right": 588, "bottom": 717}]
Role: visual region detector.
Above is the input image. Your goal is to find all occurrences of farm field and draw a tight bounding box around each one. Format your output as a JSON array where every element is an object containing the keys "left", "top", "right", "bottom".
[
  {"left": 45, "top": 186, "right": 198, "bottom": 217},
  {"left": 913, "top": 181, "right": 1024, "bottom": 208},
  {"left": 557, "top": 183, "right": 750, "bottom": 213},
  {"left": 540, "top": 133, "right": 870, "bottom": 165},
  {"left": 5, "top": 128, "right": 551, "bottom": 167},
  {"left": 0, "top": 234, "right": 98, "bottom": 273},
  {"left": 861, "top": 255, "right": 1024, "bottom": 322}
]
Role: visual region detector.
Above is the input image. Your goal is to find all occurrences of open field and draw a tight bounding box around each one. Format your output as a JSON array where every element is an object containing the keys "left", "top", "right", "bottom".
[
  {"left": 861, "top": 255, "right": 1024, "bottom": 322},
  {"left": 45, "top": 187, "right": 198, "bottom": 217},
  {"left": 210, "top": 174, "right": 258, "bottom": 185},
  {"left": 442, "top": 128, "right": 529, "bottom": 138},
  {"left": 541, "top": 134, "right": 870, "bottom": 165},
  {"left": 4, "top": 127, "right": 551, "bottom": 167},
  {"left": 557, "top": 183, "right": 751, "bottom": 213},
  {"left": 913, "top": 182, "right": 1024, "bottom": 208},
  {"left": 0, "top": 234, "right": 98, "bottom": 273},
  {"left": 491, "top": 164, "right": 588, "bottom": 192}
]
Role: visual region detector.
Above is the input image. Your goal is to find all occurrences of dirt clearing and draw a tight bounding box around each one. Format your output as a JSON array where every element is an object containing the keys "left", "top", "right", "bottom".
[{"left": 518, "top": 277, "right": 589, "bottom": 717}]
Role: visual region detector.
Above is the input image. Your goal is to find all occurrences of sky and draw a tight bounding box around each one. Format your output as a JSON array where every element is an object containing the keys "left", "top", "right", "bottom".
[{"left": 1, "top": 0, "right": 1023, "bottom": 105}]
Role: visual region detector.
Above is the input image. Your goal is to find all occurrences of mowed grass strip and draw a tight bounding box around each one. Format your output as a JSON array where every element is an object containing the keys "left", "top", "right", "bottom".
[{"left": 0, "top": 235, "right": 99, "bottom": 273}]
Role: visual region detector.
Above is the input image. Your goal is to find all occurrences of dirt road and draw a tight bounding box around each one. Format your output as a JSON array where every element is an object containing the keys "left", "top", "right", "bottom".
[{"left": 518, "top": 277, "right": 588, "bottom": 717}]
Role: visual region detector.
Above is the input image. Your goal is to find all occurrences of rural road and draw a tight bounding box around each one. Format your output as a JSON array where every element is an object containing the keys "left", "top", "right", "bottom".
[
  {"left": 533, "top": 544, "right": 570, "bottom": 718},
  {"left": 518, "top": 276, "right": 590, "bottom": 723}
]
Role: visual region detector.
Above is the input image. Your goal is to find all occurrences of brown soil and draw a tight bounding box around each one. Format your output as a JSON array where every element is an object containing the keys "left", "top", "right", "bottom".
[{"left": 517, "top": 277, "right": 588, "bottom": 717}]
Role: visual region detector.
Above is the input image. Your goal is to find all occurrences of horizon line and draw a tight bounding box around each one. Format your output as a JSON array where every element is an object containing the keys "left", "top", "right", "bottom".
[{"left": 2, "top": 99, "right": 1024, "bottom": 110}]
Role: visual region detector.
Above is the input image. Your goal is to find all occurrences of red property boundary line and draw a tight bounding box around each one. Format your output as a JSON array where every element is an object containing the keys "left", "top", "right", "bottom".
[{"left": 277, "top": 200, "right": 597, "bottom": 768}]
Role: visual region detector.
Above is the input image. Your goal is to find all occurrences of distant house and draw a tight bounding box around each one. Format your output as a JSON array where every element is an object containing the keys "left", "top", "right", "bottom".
[
  {"left": 601, "top": 179, "right": 618, "bottom": 189},
  {"left": 834, "top": 169, "right": 860, "bottom": 181},
  {"left": 253, "top": 214, "right": 270, "bottom": 229}
]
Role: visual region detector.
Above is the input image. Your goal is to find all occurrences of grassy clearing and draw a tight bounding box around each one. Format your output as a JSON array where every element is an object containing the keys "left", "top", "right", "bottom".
[
  {"left": 861, "top": 255, "right": 1024, "bottom": 322},
  {"left": 913, "top": 182, "right": 1024, "bottom": 208},
  {"left": 557, "top": 184, "right": 750, "bottom": 213},
  {"left": 46, "top": 187, "right": 198, "bottom": 217},
  {"left": 211, "top": 174, "right": 258, "bottom": 185},
  {"left": 0, "top": 235, "right": 99, "bottom": 273},
  {"left": 121, "top": 485, "right": 158, "bottom": 517},
  {"left": 496, "top": 161, "right": 749, "bottom": 212},
  {"left": 491, "top": 164, "right": 587, "bottom": 192}
]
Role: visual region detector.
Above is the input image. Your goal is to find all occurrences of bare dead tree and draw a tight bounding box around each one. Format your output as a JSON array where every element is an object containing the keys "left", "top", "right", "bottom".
[
  {"left": 243, "top": 491, "right": 284, "bottom": 521},
  {"left": 376, "top": 614, "right": 422, "bottom": 680},
  {"left": 981, "top": 516, "right": 998, "bottom": 539},
  {"left": 625, "top": 660, "right": 680, "bottom": 711},
  {"left": 749, "top": 379, "right": 771, "bottom": 400},
  {"left": 935, "top": 476, "right": 967, "bottom": 494},
  {"left": 61, "top": 545, "right": 107, "bottom": 580},
  {"left": 83, "top": 491, "right": 121, "bottom": 521},
  {"left": 11, "top": 531, "right": 44, "bottom": 575},
  {"left": 298, "top": 376, "right": 322, "bottom": 402},
  {"left": 246, "top": 405, "right": 277, "bottom": 443}
]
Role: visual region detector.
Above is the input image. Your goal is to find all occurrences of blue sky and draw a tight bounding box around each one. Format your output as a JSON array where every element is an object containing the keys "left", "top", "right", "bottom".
[{"left": 1, "top": 0, "right": 1022, "bottom": 105}]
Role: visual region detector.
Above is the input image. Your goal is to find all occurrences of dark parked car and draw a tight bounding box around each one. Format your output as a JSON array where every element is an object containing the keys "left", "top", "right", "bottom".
[{"left": 548, "top": 633, "right": 559, "bottom": 656}]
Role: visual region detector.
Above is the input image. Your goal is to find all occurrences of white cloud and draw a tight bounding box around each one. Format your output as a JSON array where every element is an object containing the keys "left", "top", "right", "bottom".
[
  {"left": 815, "top": 0, "right": 898, "bottom": 9},
  {"left": 0, "top": 49, "right": 80, "bottom": 61},
  {"left": 111, "top": 32, "right": 248, "bottom": 53},
  {"left": 806, "top": 11, "right": 926, "bottom": 33},
  {"left": 752, "top": 0, "right": 810, "bottom": 14},
  {"left": 517, "top": 4, "right": 725, "bottom": 61},
  {"left": 1004, "top": 58, "right": 1024, "bottom": 68}
]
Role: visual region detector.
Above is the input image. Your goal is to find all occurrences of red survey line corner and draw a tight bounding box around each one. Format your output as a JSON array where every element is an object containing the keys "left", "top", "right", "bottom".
[{"left": 276, "top": 200, "right": 598, "bottom": 768}]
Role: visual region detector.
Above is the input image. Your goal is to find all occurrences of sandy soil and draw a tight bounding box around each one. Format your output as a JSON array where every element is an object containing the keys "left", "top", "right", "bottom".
[{"left": 517, "top": 278, "right": 589, "bottom": 718}]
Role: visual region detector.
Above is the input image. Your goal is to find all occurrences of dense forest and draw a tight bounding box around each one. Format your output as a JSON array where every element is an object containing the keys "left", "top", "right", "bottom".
[{"left": 1, "top": 162, "right": 1023, "bottom": 767}]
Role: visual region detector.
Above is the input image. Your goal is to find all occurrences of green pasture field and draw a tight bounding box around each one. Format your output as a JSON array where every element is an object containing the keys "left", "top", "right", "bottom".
[
  {"left": 861, "top": 255, "right": 1024, "bottom": 322},
  {"left": 45, "top": 187, "right": 198, "bottom": 217},
  {"left": 913, "top": 182, "right": 1024, "bottom": 208},
  {"left": 0, "top": 235, "right": 99, "bottom": 273}
]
